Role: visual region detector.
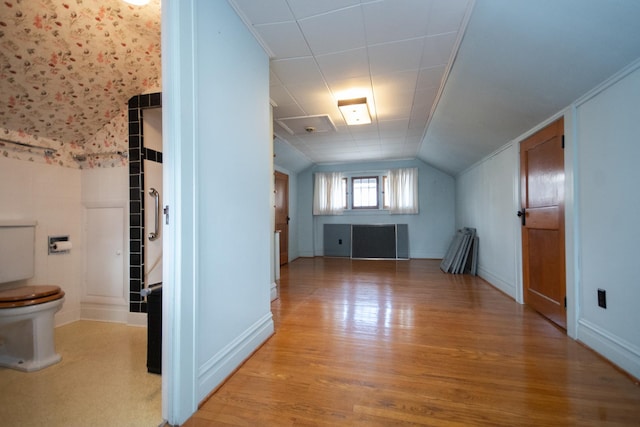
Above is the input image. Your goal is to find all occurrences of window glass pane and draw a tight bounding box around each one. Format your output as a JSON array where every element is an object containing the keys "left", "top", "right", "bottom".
[{"left": 352, "top": 177, "right": 378, "bottom": 208}]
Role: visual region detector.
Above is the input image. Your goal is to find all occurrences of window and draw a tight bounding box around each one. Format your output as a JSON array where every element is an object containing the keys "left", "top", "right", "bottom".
[
  {"left": 314, "top": 169, "right": 417, "bottom": 214},
  {"left": 352, "top": 176, "right": 378, "bottom": 209}
]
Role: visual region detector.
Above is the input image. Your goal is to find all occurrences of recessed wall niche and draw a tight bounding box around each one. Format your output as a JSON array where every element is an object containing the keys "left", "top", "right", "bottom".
[{"left": 128, "top": 92, "right": 162, "bottom": 313}]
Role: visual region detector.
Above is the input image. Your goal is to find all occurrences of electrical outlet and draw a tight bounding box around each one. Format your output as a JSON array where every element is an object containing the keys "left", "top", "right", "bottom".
[{"left": 597, "top": 289, "right": 607, "bottom": 309}]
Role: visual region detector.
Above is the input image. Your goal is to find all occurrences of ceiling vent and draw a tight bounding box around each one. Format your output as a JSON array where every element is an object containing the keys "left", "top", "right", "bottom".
[{"left": 276, "top": 115, "right": 337, "bottom": 136}]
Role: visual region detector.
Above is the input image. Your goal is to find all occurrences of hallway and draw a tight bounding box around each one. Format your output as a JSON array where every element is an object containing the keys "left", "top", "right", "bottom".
[{"left": 187, "top": 258, "right": 640, "bottom": 426}]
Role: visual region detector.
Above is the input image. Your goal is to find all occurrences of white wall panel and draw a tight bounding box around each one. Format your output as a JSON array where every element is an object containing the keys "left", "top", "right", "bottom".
[
  {"left": 456, "top": 144, "right": 518, "bottom": 299},
  {"left": 575, "top": 64, "right": 640, "bottom": 378}
]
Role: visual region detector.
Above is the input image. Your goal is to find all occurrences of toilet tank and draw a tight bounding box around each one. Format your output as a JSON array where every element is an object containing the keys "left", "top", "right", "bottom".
[{"left": 0, "top": 220, "right": 36, "bottom": 284}]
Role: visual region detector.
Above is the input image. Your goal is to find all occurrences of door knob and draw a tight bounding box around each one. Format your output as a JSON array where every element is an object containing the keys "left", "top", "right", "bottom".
[{"left": 517, "top": 208, "right": 526, "bottom": 226}]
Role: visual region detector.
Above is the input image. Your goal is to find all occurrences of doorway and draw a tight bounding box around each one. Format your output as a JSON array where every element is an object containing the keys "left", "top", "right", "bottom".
[
  {"left": 128, "top": 93, "right": 163, "bottom": 312},
  {"left": 274, "top": 171, "right": 289, "bottom": 266},
  {"left": 519, "top": 117, "right": 566, "bottom": 329}
]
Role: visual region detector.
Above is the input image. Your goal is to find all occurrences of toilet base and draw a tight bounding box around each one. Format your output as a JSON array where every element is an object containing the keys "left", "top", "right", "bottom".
[
  {"left": 0, "top": 297, "right": 64, "bottom": 372},
  {"left": 0, "top": 351, "right": 61, "bottom": 372}
]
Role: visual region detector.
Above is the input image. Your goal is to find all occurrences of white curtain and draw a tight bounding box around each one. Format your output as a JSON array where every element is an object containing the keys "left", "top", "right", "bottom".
[
  {"left": 313, "top": 172, "right": 344, "bottom": 215},
  {"left": 388, "top": 167, "right": 418, "bottom": 214}
]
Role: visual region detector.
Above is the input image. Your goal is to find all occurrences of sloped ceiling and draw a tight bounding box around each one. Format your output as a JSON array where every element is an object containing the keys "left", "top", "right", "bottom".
[
  {"left": 0, "top": 0, "right": 161, "bottom": 146},
  {"left": 3, "top": 1, "right": 640, "bottom": 176},
  {"left": 419, "top": 0, "right": 640, "bottom": 175}
]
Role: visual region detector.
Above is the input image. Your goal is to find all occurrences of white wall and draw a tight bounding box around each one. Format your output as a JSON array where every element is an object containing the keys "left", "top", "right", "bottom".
[
  {"left": 455, "top": 61, "right": 640, "bottom": 379},
  {"left": 297, "top": 158, "right": 455, "bottom": 259},
  {"left": 456, "top": 144, "right": 520, "bottom": 299},
  {"left": 573, "top": 63, "right": 640, "bottom": 379},
  {"left": 162, "top": 0, "right": 274, "bottom": 423},
  {"left": 0, "top": 157, "right": 82, "bottom": 326}
]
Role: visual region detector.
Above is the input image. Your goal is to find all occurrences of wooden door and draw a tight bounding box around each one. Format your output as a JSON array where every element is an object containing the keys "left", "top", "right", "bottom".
[
  {"left": 520, "top": 118, "right": 566, "bottom": 329},
  {"left": 274, "top": 171, "right": 289, "bottom": 266}
]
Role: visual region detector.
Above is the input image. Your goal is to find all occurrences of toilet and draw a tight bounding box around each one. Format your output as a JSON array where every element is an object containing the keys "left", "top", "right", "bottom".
[{"left": 0, "top": 221, "right": 65, "bottom": 372}]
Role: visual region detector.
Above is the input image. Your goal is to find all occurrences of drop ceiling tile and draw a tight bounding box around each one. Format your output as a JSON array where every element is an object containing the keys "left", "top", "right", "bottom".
[
  {"left": 378, "top": 119, "right": 410, "bottom": 137},
  {"left": 417, "top": 65, "right": 446, "bottom": 89},
  {"left": 372, "top": 69, "right": 419, "bottom": 95},
  {"left": 270, "top": 70, "right": 283, "bottom": 86},
  {"left": 362, "top": 0, "right": 433, "bottom": 44},
  {"left": 254, "top": 22, "right": 312, "bottom": 59},
  {"left": 427, "top": 0, "right": 470, "bottom": 35},
  {"left": 420, "top": 33, "right": 457, "bottom": 69},
  {"left": 271, "top": 57, "right": 324, "bottom": 84},
  {"left": 287, "top": 0, "right": 361, "bottom": 19},
  {"left": 231, "top": 0, "right": 294, "bottom": 25},
  {"left": 284, "top": 82, "right": 335, "bottom": 111},
  {"left": 413, "top": 87, "right": 438, "bottom": 109},
  {"left": 273, "top": 104, "right": 306, "bottom": 119},
  {"left": 298, "top": 6, "right": 366, "bottom": 55},
  {"left": 368, "top": 38, "right": 425, "bottom": 75},
  {"left": 270, "top": 85, "right": 297, "bottom": 107},
  {"left": 316, "top": 48, "right": 370, "bottom": 83}
]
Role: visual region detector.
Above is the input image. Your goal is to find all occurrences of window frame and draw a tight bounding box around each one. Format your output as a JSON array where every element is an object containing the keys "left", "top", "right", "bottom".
[{"left": 351, "top": 175, "right": 380, "bottom": 210}]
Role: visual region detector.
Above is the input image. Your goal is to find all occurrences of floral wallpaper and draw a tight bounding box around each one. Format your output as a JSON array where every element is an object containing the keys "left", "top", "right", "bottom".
[{"left": 0, "top": 0, "right": 161, "bottom": 168}]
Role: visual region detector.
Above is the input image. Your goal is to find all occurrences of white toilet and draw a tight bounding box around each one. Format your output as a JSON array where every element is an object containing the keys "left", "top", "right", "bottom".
[{"left": 0, "top": 221, "right": 65, "bottom": 372}]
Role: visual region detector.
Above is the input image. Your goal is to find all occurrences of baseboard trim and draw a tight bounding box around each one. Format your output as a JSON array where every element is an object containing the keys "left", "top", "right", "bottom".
[
  {"left": 127, "top": 312, "right": 147, "bottom": 327},
  {"left": 197, "top": 312, "right": 274, "bottom": 402},
  {"left": 270, "top": 281, "right": 278, "bottom": 301},
  {"left": 578, "top": 318, "right": 640, "bottom": 380},
  {"left": 80, "top": 303, "right": 129, "bottom": 324},
  {"left": 55, "top": 307, "right": 81, "bottom": 327},
  {"left": 477, "top": 267, "right": 517, "bottom": 300}
]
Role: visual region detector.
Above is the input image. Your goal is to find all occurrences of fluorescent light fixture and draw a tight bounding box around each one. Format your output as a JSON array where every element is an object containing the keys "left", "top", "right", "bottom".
[
  {"left": 338, "top": 97, "right": 371, "bottom": 125},
  {"left": 123, "top": 0, "right": 150, "bottom": 5}
]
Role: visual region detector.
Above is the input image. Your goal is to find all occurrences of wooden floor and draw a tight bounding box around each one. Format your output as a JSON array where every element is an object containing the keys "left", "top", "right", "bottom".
[{"left": 185, "top": 258, "right": 640, "bottom": 426}]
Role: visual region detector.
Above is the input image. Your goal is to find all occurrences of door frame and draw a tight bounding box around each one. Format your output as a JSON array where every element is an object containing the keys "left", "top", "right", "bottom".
[{"left": 515, "top": 109, "right": 578, "bottom": 339}]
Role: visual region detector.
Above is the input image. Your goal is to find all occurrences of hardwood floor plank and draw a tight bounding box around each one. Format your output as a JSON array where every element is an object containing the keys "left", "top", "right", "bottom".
[{"left": 184, "top": 258, "right": 640, "bottom": 426}]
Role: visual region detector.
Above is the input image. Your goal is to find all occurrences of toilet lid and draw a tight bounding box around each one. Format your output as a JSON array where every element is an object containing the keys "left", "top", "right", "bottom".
[{"left": 0, "top": 285, "right": 62, "bottom": 302}]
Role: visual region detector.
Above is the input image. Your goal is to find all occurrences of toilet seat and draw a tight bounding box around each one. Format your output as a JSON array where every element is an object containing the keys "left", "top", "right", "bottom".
[{"left": 0, "top": 285, "right": 65, "bottom": 309}]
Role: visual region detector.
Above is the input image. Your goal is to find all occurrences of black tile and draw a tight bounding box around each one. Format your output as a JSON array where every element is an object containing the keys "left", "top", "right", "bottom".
[
  {"left": 130, "top": 266, "right": 141, "bottom": 279},
  {"left": 130, "top": 239, "right": 141, "bottom": 253},
  {"left": 129, "top": 149, "right": 140, "bottom": 161},
  {"left": 130, "top": 278, "right": 141, "bottom": 290},
  {"left": 150, "top": 92, "right": 161, "bottom": 106},
  {"left": 157, "top": 152, "right": 163, "bottom": 163},
  {"left": 129, "top": 188, "right": 140, "bottom": 201},
  {"left": 129, "top": 135, "right": 140, "bottom": 149},
  {"left": 130, "top": 254, "right": 141, "bottom": 267},
  {"left": 129, "top": 122, "right": 140, "bottom": 135},
  {"left": 140, "top": 301, "right": 148, "bottom": 313},
  {"left": 128, "top": 109, "right": 139, "bottom": 122},
  {"left": 129, "top": 160, "right": 140, "bottom": 175},
  {"left": 130, "top": 302, "right": 141, "bottom": 312},
  {"left": 129, "top": 174, "right": 140, "bottom": 188},
  {"left": 130, "top": 281, "right": 141, "bottom": 293},
  {"left": 130, "top": 213, "right": 141, "bottom": 227},
  {"left": 130, "top": 228, "right": 141, "bottom": 241},
  {"left": 130, "top": 201, "right": 141, "bottom": 214},
  {"left": 128, "top": 96, "right": 139, "bottom": 109},
  {"left": 140, "top": 94, "right": 150, "bottom": 108}
]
